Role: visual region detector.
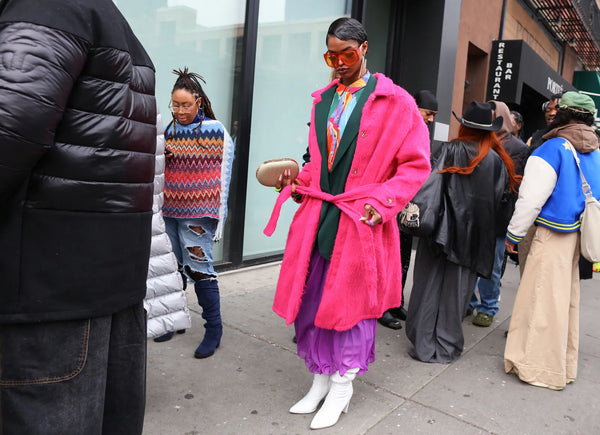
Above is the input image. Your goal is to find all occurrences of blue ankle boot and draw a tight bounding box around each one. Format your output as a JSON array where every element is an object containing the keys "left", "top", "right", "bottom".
[{"left": 194, "top": 279, "right": 222, "bottom": 359}]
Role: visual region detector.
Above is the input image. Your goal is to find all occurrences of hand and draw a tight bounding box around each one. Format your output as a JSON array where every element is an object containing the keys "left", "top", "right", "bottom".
[
  {"left": 290, "top": 180, "right": 303, "bottom": 202},
  {"left": 277, "top": 169, "right": 294, "bottom": 189},
  {"left": 360, "top": 203, "right": 382, "bottom": 227},
  {"left": 277, "top": 169, "right": 302, "bottom": 201},
  {"left": 164, "top": 148, "right": 174, "bottom": 159},
  {"left": 505, "top": 239, "right": 517, "bottom": 254}
]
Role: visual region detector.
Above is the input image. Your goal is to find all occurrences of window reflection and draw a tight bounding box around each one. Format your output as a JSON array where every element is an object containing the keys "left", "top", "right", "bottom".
[
  {"left": 243, "top": 1, "right": 350, "bottom": 258},
  {"left": 117, "top": 0, "right": 245, "bottom": 263}
]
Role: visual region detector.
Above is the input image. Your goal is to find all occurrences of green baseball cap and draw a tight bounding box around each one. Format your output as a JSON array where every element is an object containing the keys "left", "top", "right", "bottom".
[{"left": 559, "top": 91, "right": 596, "bottom": 114}]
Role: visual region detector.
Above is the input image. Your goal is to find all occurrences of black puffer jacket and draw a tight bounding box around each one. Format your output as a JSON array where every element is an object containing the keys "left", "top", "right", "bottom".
[{"left": 0, "top": 0, "right": 156, "bottom": 323}]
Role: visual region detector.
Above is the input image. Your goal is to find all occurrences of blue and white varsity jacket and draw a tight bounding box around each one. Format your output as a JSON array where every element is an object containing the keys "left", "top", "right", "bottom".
[{"left": 506, "top": 125, "right": 600, "bottom": 243}]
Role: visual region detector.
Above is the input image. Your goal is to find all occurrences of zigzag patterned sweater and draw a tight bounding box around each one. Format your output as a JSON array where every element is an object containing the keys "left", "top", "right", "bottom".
[{"left": 162, "top": 115, "right": 235, "bottom": 240}]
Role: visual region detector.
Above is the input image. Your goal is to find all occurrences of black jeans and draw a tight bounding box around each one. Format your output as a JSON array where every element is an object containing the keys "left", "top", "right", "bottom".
[{"left": 0, "top": 303, "right": 146, "bottom": 435}]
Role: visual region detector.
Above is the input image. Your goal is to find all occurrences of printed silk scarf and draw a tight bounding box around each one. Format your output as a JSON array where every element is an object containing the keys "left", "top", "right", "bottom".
[{"left": 326, "top": 73, "right": 369, "bottom": 171}]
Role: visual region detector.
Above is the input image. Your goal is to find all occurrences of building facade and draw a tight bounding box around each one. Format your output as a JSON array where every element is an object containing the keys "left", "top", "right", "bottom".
[{"left": 114, "top": 0, "right": 600, "bottom": 271}]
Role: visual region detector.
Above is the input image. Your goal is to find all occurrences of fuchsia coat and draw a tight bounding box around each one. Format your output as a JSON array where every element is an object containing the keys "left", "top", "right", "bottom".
[{"left": 265, "top": 73, "right": 431, "bottom": 331}]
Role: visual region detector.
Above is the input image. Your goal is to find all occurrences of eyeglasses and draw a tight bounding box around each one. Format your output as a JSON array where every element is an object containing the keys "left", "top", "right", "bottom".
[
  {"left": 168, "top": 100, "right": 198, "bottom": 113},
  {"left": 323, "top": 47, "right": 361, "bottom": 68}
]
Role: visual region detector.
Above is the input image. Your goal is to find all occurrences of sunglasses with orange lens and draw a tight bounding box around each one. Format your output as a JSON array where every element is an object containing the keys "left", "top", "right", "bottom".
[{"left": 323, "top": 47, "right": 361, "bottom": 68}]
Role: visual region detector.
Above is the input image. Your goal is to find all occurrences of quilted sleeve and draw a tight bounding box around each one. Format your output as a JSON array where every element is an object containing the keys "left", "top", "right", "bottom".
[{"left": 0, "top": 21, "right": 88, "bottom": 202}]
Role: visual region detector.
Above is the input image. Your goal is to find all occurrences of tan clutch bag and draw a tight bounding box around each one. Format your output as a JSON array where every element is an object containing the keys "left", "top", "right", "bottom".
[{"left": 256, "top": 158, "right": 299, "bottom": 187}]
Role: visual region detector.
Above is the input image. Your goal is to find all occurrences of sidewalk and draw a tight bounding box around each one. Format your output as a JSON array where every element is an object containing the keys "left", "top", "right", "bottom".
[{"left": 143, "top": 257, "right": 600, "bottom": 434}]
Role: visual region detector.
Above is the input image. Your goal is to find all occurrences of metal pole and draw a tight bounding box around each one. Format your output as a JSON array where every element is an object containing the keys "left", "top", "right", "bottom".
[
  {"left": 499, "top": 0, "right": 508, "bottom": 40},
  {"left": 225, "top": 0, "right": 260, "bottom": 268}
]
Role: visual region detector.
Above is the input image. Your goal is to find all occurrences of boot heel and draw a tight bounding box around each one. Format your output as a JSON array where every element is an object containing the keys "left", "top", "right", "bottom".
[{"left": 342, "top": 400, "right": 350, "bottom": 414}]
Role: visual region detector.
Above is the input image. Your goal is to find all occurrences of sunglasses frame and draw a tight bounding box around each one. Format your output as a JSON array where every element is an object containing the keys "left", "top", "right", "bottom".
[
  {"left": 323, "top": 46, "right": 362, "bottom": 68},
  {"left": 168, "top": 98, "right": 199, "bottom": 113}
]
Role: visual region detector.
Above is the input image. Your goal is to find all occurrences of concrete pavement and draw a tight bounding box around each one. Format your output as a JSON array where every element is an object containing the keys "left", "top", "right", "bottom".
[{"left": 143, "top": 256, "right": 600, "bottom": 434}]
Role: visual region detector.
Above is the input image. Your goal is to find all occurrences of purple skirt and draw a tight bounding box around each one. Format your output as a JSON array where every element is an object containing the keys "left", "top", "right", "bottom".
[{"left": 294, "top": 249, "right": 376, "bottom": 376}]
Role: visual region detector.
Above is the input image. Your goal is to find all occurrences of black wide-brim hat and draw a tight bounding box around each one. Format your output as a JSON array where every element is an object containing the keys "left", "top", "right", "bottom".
[{"left": 452, "top": 101, "right": 503, "bottom": 132}]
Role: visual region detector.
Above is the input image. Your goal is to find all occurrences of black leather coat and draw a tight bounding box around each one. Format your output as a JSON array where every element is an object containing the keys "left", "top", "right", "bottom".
[
  {"left": 0, "top": 0, "right": 156, "bottom": 323},
  {"left": 427, "top": 141, "right": 508, "bottom": 278}
]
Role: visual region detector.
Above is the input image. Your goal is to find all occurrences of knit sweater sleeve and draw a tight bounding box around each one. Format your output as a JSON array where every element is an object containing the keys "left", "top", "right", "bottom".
[{"left": 215, "top": 127, "right": 235, "bottom": 241}]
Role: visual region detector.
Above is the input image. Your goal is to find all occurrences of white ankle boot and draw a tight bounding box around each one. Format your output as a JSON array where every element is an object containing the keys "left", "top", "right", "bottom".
[
  {"left": 289, "top": 373, "right": 330, "bottom": 414},
  {"left": 310, "top": 367, "right": 359, "bottom": 429}
]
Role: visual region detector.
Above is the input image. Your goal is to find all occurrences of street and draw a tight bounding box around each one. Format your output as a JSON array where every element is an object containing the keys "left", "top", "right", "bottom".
[{"left": 144, "top": 256, "right": 600, "bottom": 434}]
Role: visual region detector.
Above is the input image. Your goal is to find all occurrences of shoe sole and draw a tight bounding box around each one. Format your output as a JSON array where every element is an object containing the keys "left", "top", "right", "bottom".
[
  {"left": 194, "top": 351, "right": 215, "bottom": 359},
  {"left": 194, "top": 343, "right": 220, "bottom": 359},
  {"left": 377, "top": 319, "right": 403, "bottom": 330}
]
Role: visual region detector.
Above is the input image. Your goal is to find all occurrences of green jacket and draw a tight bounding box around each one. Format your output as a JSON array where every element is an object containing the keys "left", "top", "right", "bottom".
[{"left": 316, "top": 75, "right": 377, "bottom": 259}]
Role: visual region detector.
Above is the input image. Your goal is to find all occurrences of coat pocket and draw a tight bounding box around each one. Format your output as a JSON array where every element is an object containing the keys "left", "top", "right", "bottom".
[{"left": 0, "top": 318, "right": 89, "bottom": 385}]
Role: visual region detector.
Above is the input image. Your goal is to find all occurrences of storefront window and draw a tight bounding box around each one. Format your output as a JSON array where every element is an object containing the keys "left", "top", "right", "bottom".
[
  {"left": 115, "top": 0, "right": 245, "bottom": 263},
  {"left": 364, "top": 0, "right": 391, "bottom": 75},
  {"left": 243, "top": 0, "right": 350, "bottom": 259},
  {"left": 116, "top": 0, "right": 355, "bottom": 264}
]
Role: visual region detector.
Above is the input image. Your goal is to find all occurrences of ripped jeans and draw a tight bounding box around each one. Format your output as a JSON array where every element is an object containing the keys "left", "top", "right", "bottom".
[{"left": 164, "top": 216, "right": 218, "bottom": 282}]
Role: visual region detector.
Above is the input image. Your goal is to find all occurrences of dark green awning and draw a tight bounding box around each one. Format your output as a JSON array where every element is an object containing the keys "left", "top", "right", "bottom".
[{"left": 573, "top": 71, "right": 600, "bottom": 112}]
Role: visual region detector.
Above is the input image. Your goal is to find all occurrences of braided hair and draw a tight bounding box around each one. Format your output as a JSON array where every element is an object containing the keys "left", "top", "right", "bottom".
[{"left": 165, "top": 67, "right": 216, "bottom": 141}]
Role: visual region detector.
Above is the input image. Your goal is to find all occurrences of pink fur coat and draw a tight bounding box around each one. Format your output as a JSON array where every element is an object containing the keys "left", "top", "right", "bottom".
[{"left": 265, "top": 73, "right": 431, "bottom": 331}]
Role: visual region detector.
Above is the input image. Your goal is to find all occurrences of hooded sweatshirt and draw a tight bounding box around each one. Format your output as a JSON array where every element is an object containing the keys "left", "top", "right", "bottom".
[
  {"left": 491, "top": 100, "right": 514, "bottom": 141},
  {"left": 490, "top": 101, "right": 529, "bottom": 176},
  {"left": 507, "top": 122, "right": 600, "bottom": 242}
]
